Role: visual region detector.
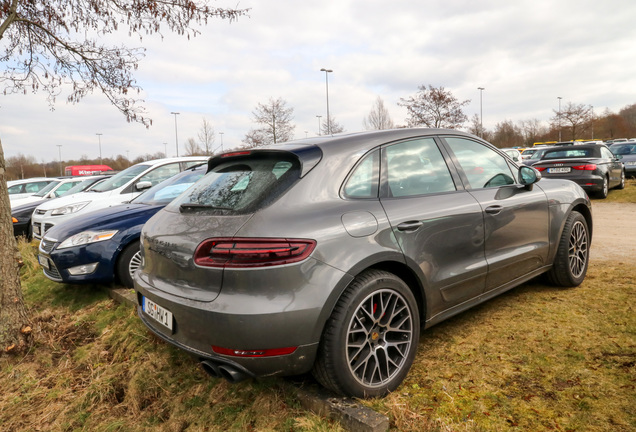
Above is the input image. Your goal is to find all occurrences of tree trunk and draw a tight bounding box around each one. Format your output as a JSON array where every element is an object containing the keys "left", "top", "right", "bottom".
[{"left": 0, "top": 138, "right": 31, "bottom": 354}]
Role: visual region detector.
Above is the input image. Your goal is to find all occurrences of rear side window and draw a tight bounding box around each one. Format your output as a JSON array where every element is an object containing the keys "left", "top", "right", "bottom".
[
  {"left": 168, "top": 154, "right": 300, "bottom": 214},
  {"left": 385, "top": 138, "right": 456, "bottom": 197}
]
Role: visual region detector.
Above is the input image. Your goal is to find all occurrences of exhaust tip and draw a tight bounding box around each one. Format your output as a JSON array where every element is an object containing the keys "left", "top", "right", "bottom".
[
  {"left": 200, "top": 360, "right": 221, "bottom": 378},
  {"left": 217, "top": 365, "right": 248, "bottom": 383}
]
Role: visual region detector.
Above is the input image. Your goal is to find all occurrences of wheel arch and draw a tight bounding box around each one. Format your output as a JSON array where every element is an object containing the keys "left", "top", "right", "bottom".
[{"left": 315, "top": 256, "right": 428, "bottom": 343}]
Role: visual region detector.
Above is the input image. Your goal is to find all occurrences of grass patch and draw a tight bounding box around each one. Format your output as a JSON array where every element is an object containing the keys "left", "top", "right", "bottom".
[
  {"left": 2, "top": 240, "right": 342, "bottom": 432},
  {"left": 365, "top": 263, "right": 636, "bottom": 431},
  {"left": 604, "top": 178, "right": 636, "bottom": 202},
  {"left": 2, "top": 238, "right": 634, "bottom": 431}
]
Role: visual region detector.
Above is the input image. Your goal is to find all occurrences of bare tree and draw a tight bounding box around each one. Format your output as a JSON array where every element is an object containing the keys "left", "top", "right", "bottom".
[
  {"left": 467, "top": 113, "right": 490, "bottom": 140},
  {"left": 398, "top": 84, "right": 470, "bottom": 129},
  {"left": 321, "top": 116, "right": 345, "bottom": 135},
  {"left": 243, "top": 97, "right": 295, "bottom": 146},
  {"left": 519, "top": 118, "right": 547, "bottom": 146},
  {"left": 363, "top": 96, "right": 395, "bottom": 130},
  {"left": 198, "top": 118, "right": 216, "bottom": 155},
  {"left": 490, "top": 120, "right": 524, "bottom": 148},
  {"left": 0, "top": 0, "right": 248, "bottom": 354},
  {"left": 551, "top": 102, "right": 593, "bottom": 141},
  {"left": 184, "top": 138, "right": 203, "bottom": 156}
]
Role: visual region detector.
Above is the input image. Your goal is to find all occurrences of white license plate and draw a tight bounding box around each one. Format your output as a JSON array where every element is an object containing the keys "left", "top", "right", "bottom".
[
  {"left": 548, "top": 167, "right": 571, "bottom": 173},
  {"left": 143, "top": 296, "right": 173, "bottom": 331},
  {"left": 38, "top": 255, "right": 50, "bottom": 270}
]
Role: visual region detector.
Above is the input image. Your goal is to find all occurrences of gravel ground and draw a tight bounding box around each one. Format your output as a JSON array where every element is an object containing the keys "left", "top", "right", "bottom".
[{"left": 589, "top": 201, "right": 636, "bottom": 262}]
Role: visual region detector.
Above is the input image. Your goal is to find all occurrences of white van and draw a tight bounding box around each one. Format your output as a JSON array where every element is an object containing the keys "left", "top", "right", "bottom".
[{"left": 32, "top": 156, "right": 207, "bottom": 239}]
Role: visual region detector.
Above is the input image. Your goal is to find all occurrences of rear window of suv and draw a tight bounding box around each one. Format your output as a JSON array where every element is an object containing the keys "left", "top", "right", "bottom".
[{"left": 167, "top": 153, "right": 300, "bottom": 215}]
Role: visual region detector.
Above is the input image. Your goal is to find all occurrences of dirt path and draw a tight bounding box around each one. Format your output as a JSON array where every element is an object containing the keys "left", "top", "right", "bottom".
[{"left": 589, "top": 201, "right": 636, "bottom": 262}]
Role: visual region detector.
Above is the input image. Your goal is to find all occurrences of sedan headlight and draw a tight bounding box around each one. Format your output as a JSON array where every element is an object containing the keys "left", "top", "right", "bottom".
[
  {"left": 51, "top": 201, "right": 90, "bottom": 216},
  {"left": 57, "top": 230, "right": 119, "bottom": 249}
]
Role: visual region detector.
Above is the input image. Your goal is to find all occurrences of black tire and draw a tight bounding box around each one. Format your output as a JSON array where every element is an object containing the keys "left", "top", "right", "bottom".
[
  {"left": 595, "top": 176, "right": 609, "bottom": 199},
  {"left": 616, "top": 170, "right": 625, "bottom": 190},
  {"left": 312, "top": 270, "right": 420, "bottom": 398},
  {"left": 116, "top": 240, "right": 141, "bottom": 288},
  {"left": 547, "top": 211, "right": 589, "bottom": 287}
]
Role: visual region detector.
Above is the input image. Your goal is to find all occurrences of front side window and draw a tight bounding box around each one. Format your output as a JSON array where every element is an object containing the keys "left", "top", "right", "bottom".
[
  {"left": 385, "top": 138, "right": 456, "bottom": 197},
  {"left": 445, "top": 137, "right": 516, "bottom": 189}
]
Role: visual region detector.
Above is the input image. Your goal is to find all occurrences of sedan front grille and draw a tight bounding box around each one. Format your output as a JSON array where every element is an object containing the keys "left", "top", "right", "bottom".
[
  {"left": 39, "top": 238, "right": 56, "bottom": 253},
  {"left": 43, "top": 263, "right": 62, "bottom": 281}
]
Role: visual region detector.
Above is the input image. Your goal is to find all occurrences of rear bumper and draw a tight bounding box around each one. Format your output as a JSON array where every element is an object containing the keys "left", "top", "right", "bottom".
[{"left": 133, "top": 259, "right": 348, "bottom": 378}]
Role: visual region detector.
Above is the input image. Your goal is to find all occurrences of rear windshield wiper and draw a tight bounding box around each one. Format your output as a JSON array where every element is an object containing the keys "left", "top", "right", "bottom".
[{"left": 179, "top": 203, "right": 233, "bottom": 211}]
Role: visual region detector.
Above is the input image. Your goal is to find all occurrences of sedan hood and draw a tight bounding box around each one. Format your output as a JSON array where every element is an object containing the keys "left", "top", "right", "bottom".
[{"left": 43, "top": 203, "right": 164, "bottom": 241}]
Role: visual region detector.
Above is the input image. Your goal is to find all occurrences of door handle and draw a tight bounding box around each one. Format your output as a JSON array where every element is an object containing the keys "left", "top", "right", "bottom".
[
  {"left": 397, "top": 221, "right": 423, "bottom": 232},
  {"left": 485, "top": 205, "right": 503, "bottom": 215}
]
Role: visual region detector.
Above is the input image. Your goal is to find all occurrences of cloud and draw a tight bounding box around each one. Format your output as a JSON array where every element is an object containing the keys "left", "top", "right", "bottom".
[{"left": 1, "top": 0, "right": 635, "bottom": 162}]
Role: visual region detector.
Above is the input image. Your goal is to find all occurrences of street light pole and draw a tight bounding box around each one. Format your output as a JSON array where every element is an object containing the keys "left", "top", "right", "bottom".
[
  {"left": 219, "top": 132, "right": 224, "bottom": 153},
  {"left": 316, "top": 115, "right": 322, "bottom": 136},
  {"left": 163, "top": 142, "right": 168, "bottom": 157},
  {"left": 171, "top": 112, "right": 180, "bottom": 157},
  {"left": 557, "top": 97, "right": 562, "bottom": 142},
  {"left": 56, "top": 144, "right": 63, "bottom": 176},
  {"left": 477, "top": 87, "right": 485, "bottom": 138},
  {"left": 96, "top": 133, "right": 103, "bottom": 165},
  {"left": 320, "top": 68, "right": 333, "bottom": 134}
]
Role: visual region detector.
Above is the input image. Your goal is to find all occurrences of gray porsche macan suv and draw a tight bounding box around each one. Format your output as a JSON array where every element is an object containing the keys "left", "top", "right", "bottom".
[{"left": 135, "top": 128, "right": 592, "bottom": 398}]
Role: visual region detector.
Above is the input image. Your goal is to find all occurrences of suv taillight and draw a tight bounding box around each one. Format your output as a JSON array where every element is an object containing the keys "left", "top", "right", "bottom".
[{"left": 193, "top": 238, "right": 316, "bottom": 268}]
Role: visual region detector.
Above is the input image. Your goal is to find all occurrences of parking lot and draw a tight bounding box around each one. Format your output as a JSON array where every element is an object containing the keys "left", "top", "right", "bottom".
[{"left": 590, "top": 201, "right": 636, "bottom": 261}]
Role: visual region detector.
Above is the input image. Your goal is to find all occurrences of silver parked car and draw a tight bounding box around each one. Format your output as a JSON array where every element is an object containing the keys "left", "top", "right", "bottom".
[{"left": 134, "top": 128, "right": 592, "bottom": 398}]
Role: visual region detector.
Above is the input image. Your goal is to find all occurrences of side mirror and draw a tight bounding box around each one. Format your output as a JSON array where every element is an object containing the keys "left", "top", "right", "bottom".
[
  {"left": 519, "top": 165, "right": 541, "bottom": 189},
  {"left": 135, "top": 181, "right": 152, "bottom": 191}
]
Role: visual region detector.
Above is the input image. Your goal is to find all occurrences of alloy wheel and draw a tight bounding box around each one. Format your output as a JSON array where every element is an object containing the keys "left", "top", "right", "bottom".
[
  {"left": 346, "top": 289, "right": 414, "bottom": 388},
  {"left": 128, "top": 251, "right": 142, "bottom": 278},
  {"left": 568, "top": 220, "right": 588, "bottom": 278}
]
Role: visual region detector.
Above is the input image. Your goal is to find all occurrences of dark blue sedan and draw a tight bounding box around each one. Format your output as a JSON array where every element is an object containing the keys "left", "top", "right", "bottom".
[{"left": 37, "top": 164, "right": 206, "bottom": 287}]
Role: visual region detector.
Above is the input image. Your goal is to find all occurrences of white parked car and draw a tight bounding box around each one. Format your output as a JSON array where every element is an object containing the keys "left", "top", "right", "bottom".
[
  {"left": 10, "top": 176, "right": 102, "bottom": 209},
  {"left": 8, "top": 177, "right": 57, "bottom": 201},
  {"left": 500, "top": 148, "right": 523, "bottom": 163},
  {"left": 32, "top": 157, "right": 208, "bottom": 239}
]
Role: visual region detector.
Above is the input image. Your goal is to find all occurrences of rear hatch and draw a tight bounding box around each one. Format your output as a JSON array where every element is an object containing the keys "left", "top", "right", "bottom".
[{"left": 138, "top": 148, "right": 316, "bottom": 302}]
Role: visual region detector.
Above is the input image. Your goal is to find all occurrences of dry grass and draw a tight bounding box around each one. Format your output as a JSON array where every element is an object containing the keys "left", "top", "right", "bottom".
[
  {"left": 364, "top": 261, "right": 635, "bottom": 431},
  {"left": 1, "top": 239, "right": 343, "bottom": 432},
  {"left": 605, "top": 178, "right": 636, "bottom": 202},
  {"left": 2, "top": 230, "right": 634, "bottom": 431}
]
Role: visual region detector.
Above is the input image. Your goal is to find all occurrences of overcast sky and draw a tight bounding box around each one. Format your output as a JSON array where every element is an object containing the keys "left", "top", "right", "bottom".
[{"left": 1, "top": 0, "right": 635, "bottom": 163}]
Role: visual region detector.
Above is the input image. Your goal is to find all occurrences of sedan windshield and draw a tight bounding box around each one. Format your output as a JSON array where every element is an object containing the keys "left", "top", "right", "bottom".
[
  {"left": 91, "top": 164, "right": 150, "bottom": 192},
  {"left": 133, "top": 166, "right": 207, "bottom": 206},
  {"left": 34, "top": 180, "right": 61, "bottom": 197},
  {"left": 611, "top": 144, "right": 636, "bottom": 155}
]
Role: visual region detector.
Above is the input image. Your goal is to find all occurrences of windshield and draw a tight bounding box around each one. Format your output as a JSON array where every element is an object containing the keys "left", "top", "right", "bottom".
[
  {"left": 34, "top": 180, "right": 61, "bottom": 197},
  {"left": 167, "top": 155, "right": 300, "bottom": 215},
  {"left": 91, "top": 164, "right": 150, "bottom": 192},
  {"left": 133, "top": 166, "right": 207, "bottom": 205},
  {"left": 611, "top": 144, "right": 636, "bottom": 155},
  {"left": 62, "top": 177, "right": 103, "bottom": 196}
]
